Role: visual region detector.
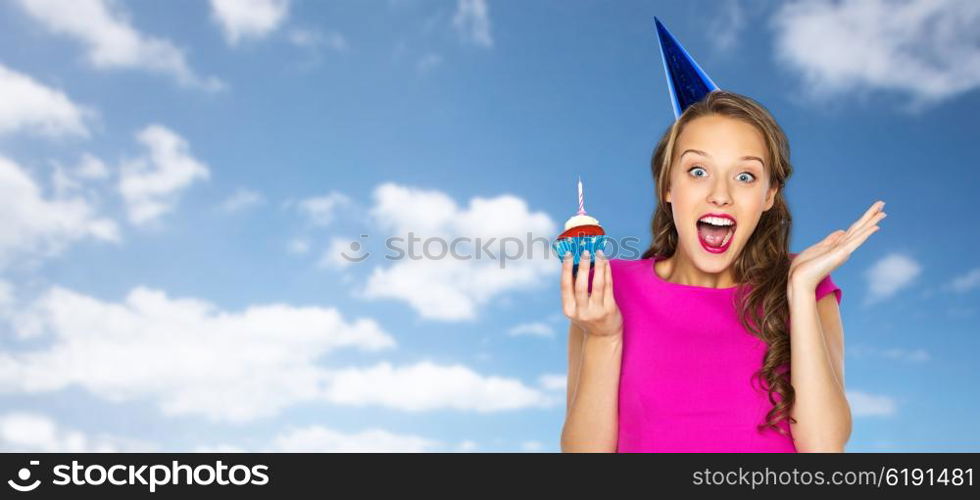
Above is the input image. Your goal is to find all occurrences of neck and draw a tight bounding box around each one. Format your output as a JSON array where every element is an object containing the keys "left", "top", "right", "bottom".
[{"left": 658, "top": 248, "right": 737, "bottom": 289}]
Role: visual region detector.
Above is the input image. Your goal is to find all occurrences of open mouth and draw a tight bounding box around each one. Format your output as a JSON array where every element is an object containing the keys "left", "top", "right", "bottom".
[{"left": 696, "top": 215, "right": 736, "bottom": 252}]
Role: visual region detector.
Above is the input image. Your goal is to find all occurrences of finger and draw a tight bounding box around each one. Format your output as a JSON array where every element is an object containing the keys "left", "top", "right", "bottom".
[
  {"left": 841, "top": 223, "right": 880, "bottom": 254},
  {"left": 843, "top": 225, "right": 879, "bottom": 254},
  {"left": 840, "top": 211, "right": 887, "bottom": 246},
  {"left": 820, "top": 229, "right": 847, "bottom": 247},
  {"left": 574, "top": 250, "right": 591, "bottom": 308},
  {"left": 560, "top": 252, "right": 576, "bottom": 315},
  {"left": 832, "top": 230, "right": 849, "bottom": 245},
  {"left": 603, "top": 252, "right": 615, "bottom": 306},
  {"left": 590, "top": 251, "right": 606, "bottom": 308},
  {"left": 845, "top": 200, "right": 885, "bottom": 237},
  {"left": 844, "top": 201, "right": 884, "bottom": 238}
]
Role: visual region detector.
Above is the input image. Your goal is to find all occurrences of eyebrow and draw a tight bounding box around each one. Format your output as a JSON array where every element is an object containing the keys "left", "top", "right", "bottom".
[{"left": 680, "top": 149, "right": 765, "bottom": 168}]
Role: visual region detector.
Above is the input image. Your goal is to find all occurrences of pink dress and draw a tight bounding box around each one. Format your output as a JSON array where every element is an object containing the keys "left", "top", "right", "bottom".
[{"left": 608, "top": 255, "right": 842, "bottom": 453}]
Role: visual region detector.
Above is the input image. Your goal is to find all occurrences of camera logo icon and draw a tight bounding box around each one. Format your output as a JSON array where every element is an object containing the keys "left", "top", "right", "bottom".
[
  {"left": 340, "top": 234, "right": 370, "bottom": 263},
  {"left": 8, "top": 460, "right": 41, "bottom": 492}
]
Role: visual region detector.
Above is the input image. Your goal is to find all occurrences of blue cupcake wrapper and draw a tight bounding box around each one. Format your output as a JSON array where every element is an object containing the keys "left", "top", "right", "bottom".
[{"left": 552, "top": 235, "right": 607, "bottom": 265}]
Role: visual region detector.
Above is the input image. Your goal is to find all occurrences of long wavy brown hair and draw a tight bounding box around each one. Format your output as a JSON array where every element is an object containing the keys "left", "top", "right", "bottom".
[{"left": 640, "top": 90, "right": 796, "bottom": 435}]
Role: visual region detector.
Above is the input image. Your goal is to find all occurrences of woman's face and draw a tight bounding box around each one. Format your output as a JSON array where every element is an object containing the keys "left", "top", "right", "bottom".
[{"left": 666, "top": 114, "right": 778, "bottom": 273}]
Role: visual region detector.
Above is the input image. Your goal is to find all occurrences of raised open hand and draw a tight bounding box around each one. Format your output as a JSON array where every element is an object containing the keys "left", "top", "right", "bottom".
[{"left": 789, "top": 200, "right": 887, "bottom": 291}]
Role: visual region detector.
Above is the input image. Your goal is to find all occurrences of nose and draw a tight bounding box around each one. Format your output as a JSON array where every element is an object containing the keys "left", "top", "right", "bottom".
[{"left": 707, "top": 177, "right": 733, "bottom": 207}]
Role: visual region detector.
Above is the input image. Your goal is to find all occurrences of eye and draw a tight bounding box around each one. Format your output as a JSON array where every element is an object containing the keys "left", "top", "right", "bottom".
[
  {"left": 737, "top": 172, "right": 756, "bottom": 183},
  {"left": 688, "top": 166, "right": 707, "bottom": 178}
]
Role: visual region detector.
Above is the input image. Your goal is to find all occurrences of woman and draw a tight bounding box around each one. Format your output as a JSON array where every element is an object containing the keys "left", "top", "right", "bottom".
[{"left": 560, "top": 90, "right": 886, "bottom": 452}]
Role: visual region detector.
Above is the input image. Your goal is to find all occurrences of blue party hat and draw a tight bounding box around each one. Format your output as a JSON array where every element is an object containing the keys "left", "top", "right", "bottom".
[{"left": 654, "top": 17, "right": 719, "bottom": 119}]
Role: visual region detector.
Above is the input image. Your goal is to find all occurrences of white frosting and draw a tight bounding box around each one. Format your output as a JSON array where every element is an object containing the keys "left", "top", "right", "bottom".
[{"left": 564, "top": 214, "right": 600, "bottom": 231}]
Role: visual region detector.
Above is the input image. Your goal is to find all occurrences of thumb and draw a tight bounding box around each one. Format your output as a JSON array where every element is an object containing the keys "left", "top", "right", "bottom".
[{"left": 826, "top": 229, "right": 846, "bottom": 244}]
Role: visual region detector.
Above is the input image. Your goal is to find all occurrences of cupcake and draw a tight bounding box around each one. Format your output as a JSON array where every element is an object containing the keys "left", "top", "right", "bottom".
[{"left": 552, "top": 177, "right": 606, "bottom": 272}]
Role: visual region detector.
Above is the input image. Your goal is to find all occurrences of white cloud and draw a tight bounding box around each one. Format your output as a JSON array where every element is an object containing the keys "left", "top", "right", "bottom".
[
  {"left": 771, "top": 0, "right": 980, "bottom": 107},
  {"left": 0, "top": 155, "right": 118, "bottom": 268},
  {"left": 453, "top": 0, "right": 493, "bottom": 48},
  {"left": 363, "top": 247, "right": 551, "bottom": 321},
  {"left": 321, "top": 361, "right": 555, "bottom": 412},
  {"left": 0, "top": 411, "right": 452, "bottom": 453},
  {"left": 864, "top": 253, "right": 922, "bottom": 305},
  {"left": 15, "top": 0, "right": 223, "bottom": 91},
  {"left": 369, "top": 183, "right": 458, "bottom": 237},
  {"left": 537, "top": 373, "right": 566, "bottom": 392},
  {"left": 880, "top": 348, "right": 930, "bottom": 363},
  {"left": 0, "top": 410, "right": 448, "bottom": 453},
  {"left": 0, "top": 285, "right": 396, "bottom": 423},
  {"left": 707, "top": 0, "right": 746, "bottom": 53},
  {"left": 219, "top": 188, "right": 265, "bottom": 214},
  {"left": 118, "top": 124, "right": 210, "bottom": 225},
  {"left": 286, "top": 28, "right": 349, "bottom": 70},
  {"left": 0, "top": 280, "right": 12, "bottom": 315},
  {"left": 271, "top": 425, "right": 440, "bottom": 452},
  {"left": 849, "top": 345, "right": 930, "bottom": 363},
  {"left": 846, "top": 390, "right": 897, "bottom": 417},
  {"left": 74, "top": 153, "right": 109, "bottom": 180},
  {"left": 0, "top": 63, "right": 91, "bottom": 138},
  {"left": 193, "top": 444, "right": 247, "bottom": 453},
  {"left": 948, "top": 267, "right": 980, "bottom": 293},
  {"left": 0, "top": 412, "right": 153, "bottom": 452},
  {"left": 50, "top": 154, "right": 111, "bottom": 199},
  {"left": 457, "top": 440, "right": 478, "bottom": 452},
  {"left": 288, "top": 28, "right": 348, "bottom": 52},
  {"left": 508, "top": 321, "right": 555, "bottom": 338},
  {"left": 49, "top": 165, "right": 79, "bottom": 197},
  {"left": 363, "top": 183, "right": 557, "bottom": 321},
  {"left": 297, "top": 192, "right": 351, "bottom": 226},
  {"left": 204, "top": 425, "right": 455, "bottom": 452},
  {"left": 520, "top": 440, "right": 544, "bottom": 452},
  {"left": 317, "top": 237, "right": 363, "bottom": 270},
  {"left": 286, "top": 238, "right": 310, "bottom": 255},
  {"left": 0, "top": 284, "right": 554, "bottom": 421},
  {"left": 210, "top": 0, "right": 290, "bottom": 46}
]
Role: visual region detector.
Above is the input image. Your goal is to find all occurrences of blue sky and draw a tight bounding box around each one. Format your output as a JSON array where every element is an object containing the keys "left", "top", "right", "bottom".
[{"left": 0, "top": 0, "right": 977, "bottom": 452}]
